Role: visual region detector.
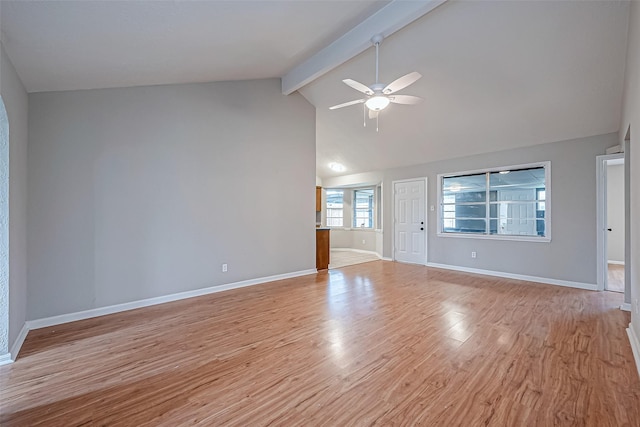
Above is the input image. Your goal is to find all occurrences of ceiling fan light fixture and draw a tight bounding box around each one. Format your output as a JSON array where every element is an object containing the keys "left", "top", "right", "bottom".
[{"left": 365, "top": 95, "right": 390, "bottom": 111}]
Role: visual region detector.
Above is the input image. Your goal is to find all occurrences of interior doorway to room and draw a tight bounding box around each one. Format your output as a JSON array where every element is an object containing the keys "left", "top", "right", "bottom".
[
  {"left": 597, "top": 154, "right": 625, "bottom": 293},
  {"left": 605, "top": 157, "right": 625, "bottom": 292},
  {"left": 392, "top": 178, "right": 427, "bottom": 265}
]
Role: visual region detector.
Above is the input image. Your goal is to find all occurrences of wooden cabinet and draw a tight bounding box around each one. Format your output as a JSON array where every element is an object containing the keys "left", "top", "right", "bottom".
[
  {"left": 315, "top": 186, "right": 322, "bottom": 212},
  {"left": 316, "top": 229, "right": 330, "bottom": 270}
]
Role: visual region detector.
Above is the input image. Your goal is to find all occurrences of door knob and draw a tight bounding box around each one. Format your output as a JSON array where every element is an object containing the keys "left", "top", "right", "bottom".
[{"left": 607, "top": 228, "right": 612, "bottom": 231}]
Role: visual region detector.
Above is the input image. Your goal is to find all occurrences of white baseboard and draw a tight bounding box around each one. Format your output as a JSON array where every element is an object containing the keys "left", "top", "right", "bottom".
[
  {"left": 627, "top": 323, "right": 640, "bottom": 379},
  {"left": 381, "top": 257, "right": 393, "bottom": 262},
  {"left": 621, "top": 303, "right": 632, "bottom": 312},
  {"left": 426, "top": 262, "right": 598, "bottom": 291},
  {"left": 22, "top": 269, "right": 316, "bottom": 336},
  {"left": 608, "top": 260, "right": 625, "bottom": 265},
  {"left": 0, "top": 352, "right": 12, "bottom": 366},
  {"left": 331, "top": 248, "right": 381, "bottom": 257},
  {"left": 8, "top": 323, "right": 29, "bottom": 362}
]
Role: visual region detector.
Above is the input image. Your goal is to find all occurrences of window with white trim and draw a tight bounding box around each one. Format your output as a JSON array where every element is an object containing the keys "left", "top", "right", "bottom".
[
  {"left": 438, "top": 162, "right": 550, "bottom": 240},
  {"left": 353, "top": 188, "right": 374, "bottom": 228},
  {"left": 326, "top": 189, "right": 344, "bottom": 227}
]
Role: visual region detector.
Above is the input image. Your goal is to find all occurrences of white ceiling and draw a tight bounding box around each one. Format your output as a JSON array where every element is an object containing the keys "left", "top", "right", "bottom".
[
  {"left": 0, "top": 0, "right": 388, "bottom": 92},
  {"left": 0, "top": 1, "right": 631, "bottom": 180},
  {"left": 303, "top": 0, "right": 630, "bottom": 178}
]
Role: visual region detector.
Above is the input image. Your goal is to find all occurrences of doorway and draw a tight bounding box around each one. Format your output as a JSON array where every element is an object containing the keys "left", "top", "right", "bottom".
[
  {"left": 392, "top": 178, "right": 427, "bottom": 265},
  {"left": 596, "top": 153, "right": 627, "bottom": 297},
  {"left": 605, "top": 158, "right": 625, "bottom": 292}
]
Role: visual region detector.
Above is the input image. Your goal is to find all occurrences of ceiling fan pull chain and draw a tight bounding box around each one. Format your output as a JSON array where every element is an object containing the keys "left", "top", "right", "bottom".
[
  {"left": 376, "top": 113, "right": 379, "bottom": 132},
  {"left": 363, "top": 104, "right": 366, "bottom": 127}
]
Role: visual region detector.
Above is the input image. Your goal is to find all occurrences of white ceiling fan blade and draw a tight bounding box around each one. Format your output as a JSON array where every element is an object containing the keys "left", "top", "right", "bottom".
[
  {"left": 343, "top": 79, "right": 374, "bottom": 96},
  {"left": 329, "top": 99, "right": 365, "bottom": 110},
  {"left": 383, "top": 72, "right": 422, "bottom": 95},
  {"left": 389, "top": 95, "right": 423, "bottom": 105},
  {"left": 368, "top": 109, "right": 379, "bottom": 120}
]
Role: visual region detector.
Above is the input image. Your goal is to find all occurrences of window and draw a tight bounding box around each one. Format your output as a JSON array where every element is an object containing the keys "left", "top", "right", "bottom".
[
  {"left": 438, "top": 162, "right": 550, "bottom": 241},
  {"left": 326, "top": 189, "right": 344, "bottom": 227},
  {"left": 353, "top": 188, "right": 374, "bottom": 228}
]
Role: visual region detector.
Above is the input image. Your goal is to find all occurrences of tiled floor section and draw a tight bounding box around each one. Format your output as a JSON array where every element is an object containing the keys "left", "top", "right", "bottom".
[
  {"left": 607, "top": 263, "right": 624, "bottom": 293},
  {"left": 330, "top": 249, "right": 380, "bottom": 269}
]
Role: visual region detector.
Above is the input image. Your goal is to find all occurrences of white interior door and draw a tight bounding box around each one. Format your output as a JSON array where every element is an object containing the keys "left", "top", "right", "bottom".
[{"left": 394, "top": 179, "right": 426, "bottom": 264}]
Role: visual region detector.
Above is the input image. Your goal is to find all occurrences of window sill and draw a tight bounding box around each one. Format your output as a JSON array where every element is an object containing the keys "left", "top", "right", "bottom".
[
  {"left": 327, "top": 227, "right": 378, "bottom": 232},
  {"left": 437, "top": 232, "right": 551, "bottom": 243}
]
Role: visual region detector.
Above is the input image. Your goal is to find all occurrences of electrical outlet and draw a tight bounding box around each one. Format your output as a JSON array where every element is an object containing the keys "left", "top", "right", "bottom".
[
  {"left": 362, "top": 239, "right": 366, "bottom": 245},
  {"left": 471, "top": 251, "right": 477, "bottom": 259},
  {"left": 222, "top": 263, "right": 228, "bottom": 273}
]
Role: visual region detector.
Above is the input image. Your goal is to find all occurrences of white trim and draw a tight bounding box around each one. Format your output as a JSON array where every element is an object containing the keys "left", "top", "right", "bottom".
[
  {"left": 329, "top": 227, "right": 377, "bottom": 233},
  {"left": 596, "top": 153, "right": 625, "bottom": 292},
  {"left": 0, "top": 353, "right": 11, "bottom": 366},
  {"left": 436, "top": 161, "right": 551, "bottom": 242},
  {"left": 607, "top": 260, "right": 625, "bottom": 265},
  {"left": 426, "top": 262, "right": 597, "bottom": 291},
  {"left": 627, "top": 324, "right": 640, "bottom": 379},
  {"left": 621, "top": 303, "right": 632, "bottom": 312},
  {"left": 391, "top": 177, "right": 428, "bottom": 265},
  {"left": 9, "top": 323, "right": 29, "bottom": 362},
  {"left": 26, "top": 269, "right": 316, "bottom": 331},
  {"left": 381, "top": 257, "right": 393, "bottom": 262},
  {"left": 436, "top": 233, "right": 550, "bottom": 243},
  {"left": 0, "top": 98, "right": 8, "bottom": 368}
]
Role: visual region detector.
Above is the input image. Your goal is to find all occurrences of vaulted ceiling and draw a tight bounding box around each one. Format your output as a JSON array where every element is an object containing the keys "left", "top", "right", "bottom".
[{"left": 0, "top": 1, "right": 630, "bottom": 180}]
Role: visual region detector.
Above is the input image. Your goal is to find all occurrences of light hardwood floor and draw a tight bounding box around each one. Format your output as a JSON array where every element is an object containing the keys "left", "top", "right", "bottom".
[{"left": 1, "top": 262, "right": 638, "bottom": 426}]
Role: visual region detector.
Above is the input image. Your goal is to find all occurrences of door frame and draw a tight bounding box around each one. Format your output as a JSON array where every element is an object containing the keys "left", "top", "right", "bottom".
[
  {"left": 391, "top": 177, "right": 428, "bottom": 265},
  {"left": 596, "top": 153, "right": 625, "bottom": 293}
]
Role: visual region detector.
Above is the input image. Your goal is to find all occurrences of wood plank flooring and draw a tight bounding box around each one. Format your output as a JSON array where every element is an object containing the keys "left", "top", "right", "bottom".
[{"left": 1, "top": 261, "right": 638, "bottom": 426}]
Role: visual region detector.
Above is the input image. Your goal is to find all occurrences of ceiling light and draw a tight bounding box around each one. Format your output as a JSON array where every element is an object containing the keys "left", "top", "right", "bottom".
[
  {"left": 329, "top": 162, "right": 345, "bottom": 172},
  {"left": 365, "top": 96, "right": 390, "bottom": 111}
]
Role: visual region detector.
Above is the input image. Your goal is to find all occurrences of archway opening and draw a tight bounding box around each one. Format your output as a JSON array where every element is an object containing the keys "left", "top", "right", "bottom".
[{"left": 0, "top": 95, "right": 9, "bottom": 362}]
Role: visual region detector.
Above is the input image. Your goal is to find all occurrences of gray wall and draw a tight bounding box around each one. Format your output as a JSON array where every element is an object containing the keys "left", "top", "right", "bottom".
[
  {"left": 330, "top": 229, "right": 378, "bottom": 252},
  {"left": 388, "top": 133, "right": 615, "bottom": 285},
  {"left": 328, "top": 133, "right": 617, "bottom": 286},
  {"left": 0, "top": 42, "right": 29, "bottom": 355},
  {"left": 27, "top": 78, "right": 316, "bottom": 320},
  {"left": 620, "top": 0, "right": 639, "bottom": 334},
  {"left": 606, "top": 163, "right": 624, "bottom": 263}
]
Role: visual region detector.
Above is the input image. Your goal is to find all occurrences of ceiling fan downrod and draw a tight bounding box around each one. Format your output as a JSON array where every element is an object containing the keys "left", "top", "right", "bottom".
[{"left": 372, "top": 34, "right": 383, "bottom": 85}]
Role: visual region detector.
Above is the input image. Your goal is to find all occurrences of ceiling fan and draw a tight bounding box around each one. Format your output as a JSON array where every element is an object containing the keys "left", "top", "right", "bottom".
[{"left": 329, "top": 34, "right": 423, "bottom": 130}]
